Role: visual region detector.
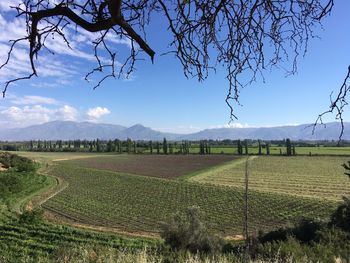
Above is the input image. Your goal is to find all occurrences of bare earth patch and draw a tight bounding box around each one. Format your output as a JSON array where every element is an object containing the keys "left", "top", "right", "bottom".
[
  {"left": 0, "top": 163, "right": 7, "bottom": 171},
  {"left": 71, "top": 154, "right": 238, "bottom": 179}
]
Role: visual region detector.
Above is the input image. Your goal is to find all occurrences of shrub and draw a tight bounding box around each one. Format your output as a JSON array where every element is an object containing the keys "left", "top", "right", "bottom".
[
  {"left": 0, "top": 173, "right": 23, "bottom": 198},
  {"left": 19, "top": 209, "right": 44, "bottom": 224},
  {"left": 0, "top": 152, "right": 38, "bottom": 172},
  {"left": 161, "top": 206, "right": 223, "bottom": 254},
  {"left": 330, "top": 196, "right": 350, "bottom": 233}
]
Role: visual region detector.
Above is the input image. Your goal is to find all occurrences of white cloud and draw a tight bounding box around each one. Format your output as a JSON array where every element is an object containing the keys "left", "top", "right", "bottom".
[
  {"left": 10, "top": 95, "right": 59, "bottom": 105},
  {"left": 0, "top": 1, "right": 23, "bottom": 12},
  {"left": 55, "top": 105, "right": 78, "bottom": 121},
  {"left": 86, "top": 107, "right": 111, "bottom": 120},
  {"left": 210, "top": 123, "right": 250, "bottom": 129},
  {"left": 0, "top": 104, "right": 79, "bottom": 128}
]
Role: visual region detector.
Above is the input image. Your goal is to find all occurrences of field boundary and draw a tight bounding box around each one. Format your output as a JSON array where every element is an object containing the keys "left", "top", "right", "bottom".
[{"left": 187, "top": 156, "right": 258, "bottom": 182}]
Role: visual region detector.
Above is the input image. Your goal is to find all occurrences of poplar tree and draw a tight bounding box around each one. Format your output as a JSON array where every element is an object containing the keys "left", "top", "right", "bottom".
[
  {"left": 237, "top": 139, "right": 243, "bottom": 155},
  {"left": 286, "top": 138, "right": 292, "bottom": 156},
  {"left": 163, "top": 138, "right": 168, "bottom": 154},
  {"left": 149, "top": 141, "right": 153, "bottom": 154},
  {"left": 244, "top": 140, "right": 248, "bottom": 155}
]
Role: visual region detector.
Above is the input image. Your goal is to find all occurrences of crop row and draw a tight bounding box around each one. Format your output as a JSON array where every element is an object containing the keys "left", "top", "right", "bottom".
[
  {"left": 44, "top": 163, "right": 338, "bottom": 236},
  {"left": 190, "top": 156, "right": 350, "bottom": 200},
  {"left": 0, "top": 220, "right": 157, "bottom": 263}
]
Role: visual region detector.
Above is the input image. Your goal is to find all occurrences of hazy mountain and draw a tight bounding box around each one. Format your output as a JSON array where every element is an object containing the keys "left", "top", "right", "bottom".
[
  {"left": 180, "top": 122, "right": 350, "bottom": 141},
  {"left": 0, "top": 121, "right": 178, "bottom": 141},
  {"left": 0, "top": 121, "right": 349, "bottom": 141}
]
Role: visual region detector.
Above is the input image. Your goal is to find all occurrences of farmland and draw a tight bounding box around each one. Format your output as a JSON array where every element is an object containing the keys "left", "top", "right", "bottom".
[
  {"left": 71, "top": 154, "right": 236, "bottom": 179},
  {"left": 0, "top": 154, "right": 157, "bottom": 262},
  {"left": 41, "top": 155, "right": 339, "bottom": 236},
  {"left": 1, "top": 151, "right": 349, "bottom": 261},
  {"left": 189, "top": 156, "right": 350, "bottom": 201}
]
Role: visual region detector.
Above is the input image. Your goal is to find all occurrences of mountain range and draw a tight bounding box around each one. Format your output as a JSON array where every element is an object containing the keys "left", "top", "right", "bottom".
[{"left": 0, "top": 121, "right": 349, "bottom": 141}]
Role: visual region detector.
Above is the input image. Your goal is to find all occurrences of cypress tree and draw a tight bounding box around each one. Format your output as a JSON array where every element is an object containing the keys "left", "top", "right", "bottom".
[
  {"left": 199, "top": 140, "right": 205, "bottom": 155},
  {"left": 126, "top": 138, "right": 132, "bottom": 154},
  {"left": 244, "top": 140, "right": 248, "bottom": 155},
  {"left": 266, "top": 143, "right": 270, "bottom": 155},
  {"left": 149, "top": 140, "right": 153, "bottom": 154},
  {"left": 237, "top": 139, "right": 243, "bottom": 155},
  {"left": 286, "top": 138, "right": 292, "bottom": 156},
  {"left": 163, "top": 138, "right": 168, "bottom": 154},
  {"left": 134, "top": 141, "right": 137, "bottom": 153},
  {"left": 258, "top": 140, "right": 262, "bottom": 155}
]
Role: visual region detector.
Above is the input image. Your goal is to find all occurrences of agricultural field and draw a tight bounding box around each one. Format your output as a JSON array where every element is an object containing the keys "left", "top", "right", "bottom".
[
  {"left": 42, "top": 156, "right": 338, "bottom": 237},
  {"left": 190, "top": 156, "right": 350, "bottom": 201},
  {"left": 71, "top": 154, "right": 236, "bottom": 179},
  {"left": 2, "top": 151, "right": 348, "bottom": 257},
  {"left": 13, "top": 151, "right": 106, "bottom": 168},
  {"left": 0, "top": 155, "right": 157, "bottom": 262}
]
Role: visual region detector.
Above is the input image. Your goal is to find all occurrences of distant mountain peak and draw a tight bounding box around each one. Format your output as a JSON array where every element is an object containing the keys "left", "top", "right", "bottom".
[{"left": 0, "top": 121, "right": 348, "bottom": 141}]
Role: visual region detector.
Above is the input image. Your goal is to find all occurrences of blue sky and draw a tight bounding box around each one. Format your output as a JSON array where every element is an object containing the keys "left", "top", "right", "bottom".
[{"left": 0, "top": 1, "right": 349, "bottom": 133}]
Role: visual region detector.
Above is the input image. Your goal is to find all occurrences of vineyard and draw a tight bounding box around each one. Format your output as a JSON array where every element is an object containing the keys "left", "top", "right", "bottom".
[
  {"left": 43, "top": 160, "right": 338, "bottom": 236},
  {"left": 190, "top": 156, "right": 350, "bottom": 201},
  {"left": 0, "top": 163, "right": 156, "bottom": 262},
  {"left": 1, "top": 152, "right": 348, "bottom": 261}
]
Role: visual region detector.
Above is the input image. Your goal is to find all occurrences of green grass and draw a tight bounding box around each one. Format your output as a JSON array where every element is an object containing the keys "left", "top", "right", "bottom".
[
  {"left": 43, "top": 161, "right": 337, "bottom": 236},
  {"left": 0, "top": 171, "right": 54, "bottom": 222},
  {"left": 189, "top": 156, "right": 350, "bottom": 201}
]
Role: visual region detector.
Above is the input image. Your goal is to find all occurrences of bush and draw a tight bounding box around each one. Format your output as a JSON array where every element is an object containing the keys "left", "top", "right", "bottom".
[
  {"left": 259, "top": 218, "right": 322, "bottom": 244},
  {"left": 0, "top": 173, "right": 23, "bottom": 199},
  {"left": 330, "top": 196, "right": 350, "bottom": 233},
  {"left": 161, "top": 206, "right": 223, "bottom": 255},
  {"left": 19, "top": 209, "right": 44, "bottom": 224},
  {"left": 0, "top": 152, "right": 37, "bottom": 172}
]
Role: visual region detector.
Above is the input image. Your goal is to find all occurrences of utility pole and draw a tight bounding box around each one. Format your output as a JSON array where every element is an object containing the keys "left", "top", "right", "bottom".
[{"left": 243, "top": 156, "right": 250, "bottom": 262}]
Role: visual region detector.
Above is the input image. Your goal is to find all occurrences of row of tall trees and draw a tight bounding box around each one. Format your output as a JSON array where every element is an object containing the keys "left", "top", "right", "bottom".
[
  {"left": 1, "top": 138, "right": 298, "bottom": 155},
  {"left": 236, "top": 139, "right": 296, "bottom": 156}
]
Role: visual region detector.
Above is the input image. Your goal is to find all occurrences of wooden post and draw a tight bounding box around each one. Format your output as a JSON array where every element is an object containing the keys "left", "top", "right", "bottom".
[{"left": 243, "top": 156, "right": 250, "bottom": 262}]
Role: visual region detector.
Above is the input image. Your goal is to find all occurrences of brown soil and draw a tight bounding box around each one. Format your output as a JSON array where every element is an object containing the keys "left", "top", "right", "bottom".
[
  {"left": 0, "top": 163, "right": 7, "bottom": 171},
  {"left": 73, "top": 155, "right": 237, "bottom": 179},
  {"left": 224, "top": 234, "right": 245, "bottom": 241}
]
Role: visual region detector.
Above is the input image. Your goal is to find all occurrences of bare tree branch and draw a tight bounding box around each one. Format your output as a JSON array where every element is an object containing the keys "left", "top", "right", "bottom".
[
  {"left": 312, "top": 66, "right": 350, "bottom": 144},
  {"left": 0, "top": 0, "right": 335, "bottom": 121}
]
